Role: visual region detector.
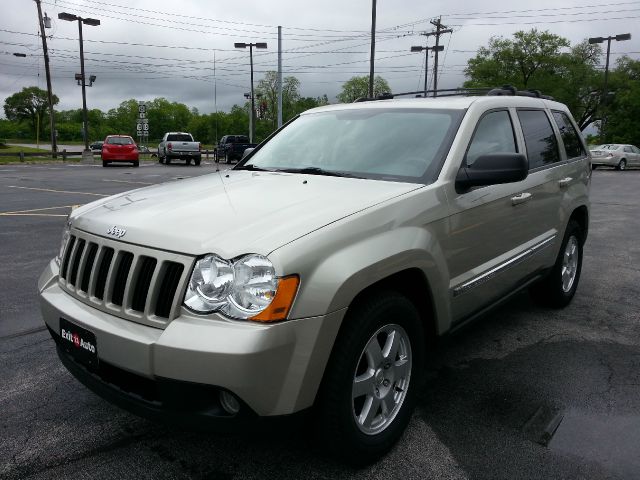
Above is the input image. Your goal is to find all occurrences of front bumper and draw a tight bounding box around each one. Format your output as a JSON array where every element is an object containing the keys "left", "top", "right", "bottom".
[{"left": 39, "top": 259, "right": 344, "bottom": 418}]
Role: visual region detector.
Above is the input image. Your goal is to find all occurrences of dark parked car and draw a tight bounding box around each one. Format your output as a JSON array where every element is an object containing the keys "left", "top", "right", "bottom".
[
  {"left": 89, "top": 141, "right": 104, "bottom": 152},
  {"left": 217, "top": 135, "right": 256, "bottom": 163}
]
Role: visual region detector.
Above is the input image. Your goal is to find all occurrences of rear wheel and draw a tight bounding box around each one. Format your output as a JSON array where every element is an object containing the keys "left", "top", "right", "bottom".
[
  {"left": 165, "top": 156, "right": 171, "bottom": 165},
  {"left": 616, "top": 159, "right": 627, "bottom": 171},
  {"left": 194, "top": 156, "right": 201, "bottom": 166},
  {"left": 102, "top": 160, "right": 109, "bottom": 167},
  {"left": 530, "top": 220, "right": 583, "bottom": 308},
  {"left": 316, "top": 292, "right": 424, "bottom": 465},
  {"left": 133, "top": 160, "right": 139, "bottom": 167},
  {"left": 225, "top": 152, "right": 231, "bottom": 164},
  {"left": 185, "top": 158, "right": 191, "bottom": 166}
]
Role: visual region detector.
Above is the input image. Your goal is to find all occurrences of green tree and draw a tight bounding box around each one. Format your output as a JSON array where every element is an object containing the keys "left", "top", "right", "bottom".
[
  {"left": 255, "top": 71, "right": 302, "bottom": 130},
  {"left": 464, "top": 30, "right": 603, "bottom": 130},
  {"left": 603, "top": 57, "right": 640, "bottom": 145},
  {"left": 337, "top": 75, "right": 391, "bottom": 103},
  {"left": 3, "top": 86, "right": 59, "bottom": 138}
]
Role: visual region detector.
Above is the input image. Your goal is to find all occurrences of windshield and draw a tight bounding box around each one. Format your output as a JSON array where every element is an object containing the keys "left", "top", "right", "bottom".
[{"left": 239, "top": 108, "right": 463, "bottom": 183}]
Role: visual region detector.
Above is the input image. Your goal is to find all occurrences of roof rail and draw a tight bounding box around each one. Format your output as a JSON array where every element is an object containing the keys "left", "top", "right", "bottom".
[
  {"left": 351, "top": 85, "right": 554, "bottom": 102},
  {"left": 487, "top": 85, "right": 554, "bottom": 100}
]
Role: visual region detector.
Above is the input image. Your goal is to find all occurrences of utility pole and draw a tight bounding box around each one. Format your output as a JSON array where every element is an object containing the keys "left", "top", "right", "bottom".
[
  {"left": 410, "top": 44, "right": 443, "bottom": 97},
  {"left": 277, "top": 26, "right": 283, "bottom": 129},
  {"left": 421, "top": 17, "right": 452, "bottom": 97},
  {"left": 235, "top": 42, "right": 267, "bottom": 143},
  {"left": 34, "top": 0, "right": 57, "bottom": 157},
  {"left": 368, "top": 0, "right": 377, "bottom": 98}
]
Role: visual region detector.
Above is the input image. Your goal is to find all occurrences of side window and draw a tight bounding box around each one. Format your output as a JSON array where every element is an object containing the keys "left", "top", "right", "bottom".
[
  {"left": 624, "top": 146, "right": 633, "bottom": 153},
  {"left": 465, "top": 110, "right": 517, "bottom": 166},
  {"left": 552, "top": 111, "right": 586, "bottom": 159},
  {"left": 632, "top": 146, "right": 640, "bottom": 154},
  {"left": 517, "top": 110, "right": 560, "bottom": 169}
]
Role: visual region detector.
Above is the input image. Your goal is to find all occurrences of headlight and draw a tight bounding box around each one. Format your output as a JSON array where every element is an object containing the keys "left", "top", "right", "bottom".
[
  {"left": 184, "top": 253, "right": 298, "bottom": 322},
  {"left": 55, "top": 219, "right": 72, "bottom": 265}
]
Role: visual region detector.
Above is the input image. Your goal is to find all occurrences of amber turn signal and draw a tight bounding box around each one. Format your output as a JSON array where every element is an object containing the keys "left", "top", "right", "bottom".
[{"left": 250, "top": 275, "right": 299, "bottom": 322}]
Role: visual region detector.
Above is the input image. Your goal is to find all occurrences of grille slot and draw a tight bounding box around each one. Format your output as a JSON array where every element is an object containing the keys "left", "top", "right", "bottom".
[
  {"left": 111, "top": 252, "right": 134, "bottom": 307},
  {"left": 60, "top": 235, "right": 76, "bottom": 280},
  {"left": 155, "top": 262, "right": 184, "bottom": 318},
  {"left": 79, "top": 243, "right": 98, "bottom": 293},
  {"left": 132, "top": 257, "right": 157, "bottom": 312},
  {"left": 58, "top": 230, "right": 191, "bottom": 328},
  {"left": 94, "top": 247, "right": 115, "bottom": 301},
  {"left": 68, "top": 239, "right": 85, "bottom": 287}
]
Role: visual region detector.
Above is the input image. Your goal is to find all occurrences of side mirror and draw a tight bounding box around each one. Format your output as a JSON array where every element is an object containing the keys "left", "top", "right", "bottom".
[
  {"left": 242, "top": 147, "right": 255, "bottom": 158},
  {"left": 456, "top": 153, "right": 528, "bottom": 192}
]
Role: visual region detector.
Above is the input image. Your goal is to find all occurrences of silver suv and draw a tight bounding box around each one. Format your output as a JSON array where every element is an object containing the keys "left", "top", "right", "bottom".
[{"left": 39, "top": 90, "right": 590, "bottom": 463}]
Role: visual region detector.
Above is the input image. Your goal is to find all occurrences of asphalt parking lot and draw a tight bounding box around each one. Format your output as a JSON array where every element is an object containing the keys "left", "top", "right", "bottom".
[{"left": 1, "top": 162, "right": 639, "bottom": 479}]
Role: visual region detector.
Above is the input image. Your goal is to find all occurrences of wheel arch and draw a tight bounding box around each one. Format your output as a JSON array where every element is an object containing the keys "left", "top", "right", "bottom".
[{"left": 569, "top": 205, "right": 589, "bottom": 244}]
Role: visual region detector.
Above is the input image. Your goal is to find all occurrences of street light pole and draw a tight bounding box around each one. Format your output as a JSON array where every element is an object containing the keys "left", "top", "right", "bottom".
[
  {"left": 77, "top": 19, "right": 89, "bottom": 151},
  {"left": 58, "top": 12, "right": 100, "bottom": 153},
  {"left": 588, "top": 33, "right": 631, "bottom": 140},
  {"left": 234, "top": 42, "right": 267, "bottom": 144}
]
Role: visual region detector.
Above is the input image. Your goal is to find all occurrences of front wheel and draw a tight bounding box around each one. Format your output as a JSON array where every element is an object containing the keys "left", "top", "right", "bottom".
[
  {"left": 616, "top": 159, "right": 627, "bottom": 171},
  {"left": 530, "top": 220, "right": 583, "bottom": 308},
  {"left": 316, "top": 292, "right": 424, "bottom": 465}
]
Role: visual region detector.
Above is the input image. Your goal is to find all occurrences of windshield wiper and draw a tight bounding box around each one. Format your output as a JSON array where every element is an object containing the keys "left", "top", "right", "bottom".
[
  {"left": 234, "top": 164, "right": 274, "bottom": 172},
  {"left": 275, "top": 167, "right": 359, "bottom": 178}
]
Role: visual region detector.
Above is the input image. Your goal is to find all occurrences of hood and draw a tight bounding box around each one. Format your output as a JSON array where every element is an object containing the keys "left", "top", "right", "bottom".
[{"left": 72, "top": 170, "right": 421, "bottom": 258}]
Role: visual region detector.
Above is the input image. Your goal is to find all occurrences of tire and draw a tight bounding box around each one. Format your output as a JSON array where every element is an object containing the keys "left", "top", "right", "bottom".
[
  {"left": 194, "top": 156, "right": 201, "bottom": 166},
  {"left": 158, "top": 156, "right": 164, "bottom": 164},
  {"left": 591, "top": 164, "right": 598, "bottom": 170},
  {"left": 225, "top": 152, "right": 231, "bottom": 164},
  {"left": 166, "top": 156, "right": 171, "bottom": 165},
  {"left": 133, "top": 160, "right": 139, "bottom": 167},
  {"left": 530, "top": 220, "right": 583, "bottom": 308},
  {"left": 102, "top": 160, "right": 109, "bottom": 167},
  {"left": 185, "top": 158, "right": 191, "bottom": 166},
  {"left": 616, "top": 159, "right": 626, "bottom": 171},
  {"left": 316, "top": 292, "right": 424, "bottom": 465}
]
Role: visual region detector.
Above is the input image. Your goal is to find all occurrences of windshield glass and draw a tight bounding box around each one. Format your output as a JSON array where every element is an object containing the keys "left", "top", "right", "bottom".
[{"left": 241, "top": 108, "right": 463, "bottom": 183}]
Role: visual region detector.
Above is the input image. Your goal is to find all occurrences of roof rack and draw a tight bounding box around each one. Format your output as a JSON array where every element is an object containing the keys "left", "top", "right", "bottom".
[{"left": 352, "top": 85, "right": 554, "bottom": 102}]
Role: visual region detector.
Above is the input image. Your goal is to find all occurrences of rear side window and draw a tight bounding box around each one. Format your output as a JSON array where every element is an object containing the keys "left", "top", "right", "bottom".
[
  {"left": 552, "top": 111, "right": 585, "bottom": 159},
  {"left": 517, "top": 110, "right": 560, "bottom": 169},
  {"left": 465, "top": 110, "right": 517, "bottom": 166}
]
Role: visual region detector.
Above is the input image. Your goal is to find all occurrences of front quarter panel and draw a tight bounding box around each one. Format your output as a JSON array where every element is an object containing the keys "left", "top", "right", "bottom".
[{"left": 269, "top": 184, "right": 452, "bottom": 332}]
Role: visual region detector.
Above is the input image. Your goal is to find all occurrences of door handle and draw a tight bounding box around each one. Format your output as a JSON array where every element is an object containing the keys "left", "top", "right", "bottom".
[
  {"left": 511, "top": 192, "right": 532, "bottom": 206},
  {"left": 559, "top": 177, "right": 572, "bottom": 188}
]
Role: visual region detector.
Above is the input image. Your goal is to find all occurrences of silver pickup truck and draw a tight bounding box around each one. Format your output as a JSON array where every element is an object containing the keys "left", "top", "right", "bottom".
[{"left": 158, "top": 132, "right": 201, "bottom": 166}]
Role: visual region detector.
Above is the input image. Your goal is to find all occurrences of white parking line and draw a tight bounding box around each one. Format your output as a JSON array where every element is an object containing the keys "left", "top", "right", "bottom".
[
  {"left": 102, "top": 179, "right": 153, "bottom": 185},
  {"left": 6, "top": 185, "right": 109, "bottom": 197}
]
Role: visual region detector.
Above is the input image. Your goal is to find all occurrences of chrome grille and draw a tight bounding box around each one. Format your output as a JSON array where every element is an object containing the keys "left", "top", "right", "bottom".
[{"left": 59, "top": 229, "right": 194, "bottom": 328}]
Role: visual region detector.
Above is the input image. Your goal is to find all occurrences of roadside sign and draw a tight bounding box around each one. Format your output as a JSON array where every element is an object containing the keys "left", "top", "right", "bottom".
[
  {"left": 138, "top": 104, "right": 146, "bottom": 114},
  {"left": 136, "top": 123, "right": 142, "bottom": 132},
  {"left": 143, "top": 123, "right": 149, "bottom": 131}
]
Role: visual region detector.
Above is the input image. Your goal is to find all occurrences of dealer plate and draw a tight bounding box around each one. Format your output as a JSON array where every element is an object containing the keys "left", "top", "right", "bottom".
[{"left": 59, "top": 318, "right": 98, "bottom": 369}]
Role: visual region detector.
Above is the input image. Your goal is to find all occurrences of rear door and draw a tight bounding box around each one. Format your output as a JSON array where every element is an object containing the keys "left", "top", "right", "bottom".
[{"left": 446, "top": 108, "right": 556, "bottom": 322}]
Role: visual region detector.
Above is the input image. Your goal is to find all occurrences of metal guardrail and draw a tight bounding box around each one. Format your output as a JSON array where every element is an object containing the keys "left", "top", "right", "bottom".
[{"left": 0, "top": 149, "right": 220, "bottom": 162}]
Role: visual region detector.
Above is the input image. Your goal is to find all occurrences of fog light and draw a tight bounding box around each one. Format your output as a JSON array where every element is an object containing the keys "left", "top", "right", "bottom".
[{"left": 220, "top": 391, "right": 240, "bottom": 415}]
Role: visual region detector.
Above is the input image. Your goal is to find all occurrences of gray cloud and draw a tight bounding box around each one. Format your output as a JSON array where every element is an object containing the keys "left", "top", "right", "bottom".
[{"left": 1, "top": 0, "right": 638, "bottom": 116}]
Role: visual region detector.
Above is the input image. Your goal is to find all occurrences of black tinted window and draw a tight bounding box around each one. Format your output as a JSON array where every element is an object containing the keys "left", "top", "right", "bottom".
[
  {"left": 552, "top": 111, "right": 585, "bottom": 159},
  {"left": 466, "top": 110, "right": 517, "bottom": 166},
  {"left": 517, "top": 110, "right": 559, "bottom": 169},
  {"left": 167, "top": 134, "right": 193, "bottom": 142}
]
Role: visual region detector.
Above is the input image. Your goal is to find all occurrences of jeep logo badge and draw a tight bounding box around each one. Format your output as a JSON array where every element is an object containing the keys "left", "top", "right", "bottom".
[{"left": 107, "top": 225, "right": 126, "bottom": 238}]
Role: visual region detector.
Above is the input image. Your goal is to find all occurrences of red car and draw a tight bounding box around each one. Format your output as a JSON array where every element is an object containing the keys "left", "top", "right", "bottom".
[{"left": 101, "top": 135, "right": 139, "bottom": 167}]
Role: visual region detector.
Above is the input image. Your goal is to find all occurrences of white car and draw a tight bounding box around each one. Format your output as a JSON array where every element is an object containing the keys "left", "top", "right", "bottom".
[{"left": 590, "top": 144, "right": 640, "bottom": 170}]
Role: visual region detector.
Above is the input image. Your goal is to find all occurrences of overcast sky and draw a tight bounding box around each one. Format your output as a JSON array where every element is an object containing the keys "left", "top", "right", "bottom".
[{"left": 1, "top": 0, "right": 639, "bottom": 117}]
